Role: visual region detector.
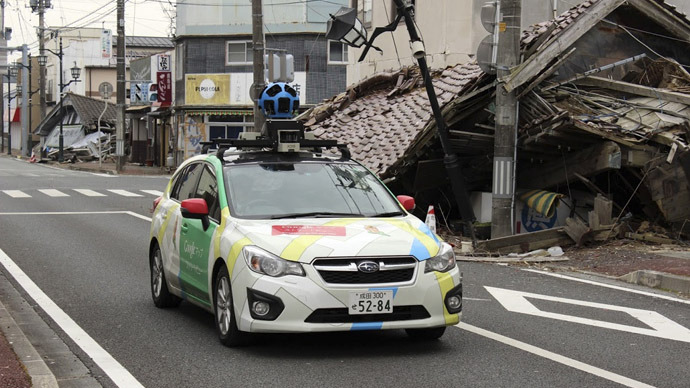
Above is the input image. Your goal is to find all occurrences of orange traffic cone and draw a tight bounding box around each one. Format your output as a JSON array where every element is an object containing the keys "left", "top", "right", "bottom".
[{"left": 425, "top": 205, "right": 436, "bottom": 234}]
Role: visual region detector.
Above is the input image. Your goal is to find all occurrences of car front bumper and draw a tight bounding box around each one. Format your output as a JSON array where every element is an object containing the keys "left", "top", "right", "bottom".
[{"left": 229, "top": 262, "right": 462, "bottom": 333}]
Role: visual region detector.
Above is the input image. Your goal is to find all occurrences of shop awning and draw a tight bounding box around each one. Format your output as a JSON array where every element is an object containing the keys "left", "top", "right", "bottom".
[{"left": 186, "top": 110, "right": 252, "bottom": 116}]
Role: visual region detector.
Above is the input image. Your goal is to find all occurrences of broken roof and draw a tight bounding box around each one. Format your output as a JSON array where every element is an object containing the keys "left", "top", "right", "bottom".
[{"left": 34, "top": 93, "right": 117, "bottom": 136}]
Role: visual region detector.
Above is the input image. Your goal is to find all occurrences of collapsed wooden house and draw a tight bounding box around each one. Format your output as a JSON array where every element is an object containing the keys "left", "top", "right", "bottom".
[{"left": 299, "top": 0, "right": 690, "bottom": 245}]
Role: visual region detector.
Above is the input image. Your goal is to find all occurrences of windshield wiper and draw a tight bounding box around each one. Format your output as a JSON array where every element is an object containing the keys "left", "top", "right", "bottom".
[
  {"left": 270, "top": 212, "right": 365, "bottom": 219},
  {"left": 373, "top": 211, "right": 405, "bottom": 217}
]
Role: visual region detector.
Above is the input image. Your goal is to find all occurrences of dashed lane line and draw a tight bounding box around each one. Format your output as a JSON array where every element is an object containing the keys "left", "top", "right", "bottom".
[
  {"left": 38, "top": 189, "right": 69, "bottom": 197},
  {"left": 2, "top": 190, "right": 31, "bottom": 198},
  {"left": 73, "top": 189, "right": 107, "bottom": 197},
  {"left": 107, "top": 189, "right": 143, "bottom": 197}
]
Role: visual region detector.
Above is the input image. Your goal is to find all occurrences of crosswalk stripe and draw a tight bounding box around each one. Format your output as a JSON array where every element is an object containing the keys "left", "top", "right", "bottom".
[
  {"left": 73, "top": 189, "right": 106, "bottom": 197},
  {"left": 2, "top": 190, "right": 31, "bottom": 198},
  {"left": 38, "top": 189, "right": 69, "bottom": 197},
  {"left": 108, "top": 189, "right": 143, "bottom": 197},
  {"left": 140, "top": 190, "right": 163, "bottom": 196}
]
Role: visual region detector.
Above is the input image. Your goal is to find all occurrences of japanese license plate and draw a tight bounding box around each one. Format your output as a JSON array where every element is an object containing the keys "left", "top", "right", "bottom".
[{"left": 348, "top": 290, "right": 393, "bottom": 315}]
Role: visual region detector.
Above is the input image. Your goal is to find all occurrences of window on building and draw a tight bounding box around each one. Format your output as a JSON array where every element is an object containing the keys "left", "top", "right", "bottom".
[
  {"left": 207, "top": 115, "right": 252, "bottom": 140},
  {"left": 352, "top": 0, "right": 373, "bottom": 27},
  {"left": 226, "top": 41, "right": 253, "bottom": 65},
  {"left": 328, "top": 41, "right": 349, "bottom": 64}
]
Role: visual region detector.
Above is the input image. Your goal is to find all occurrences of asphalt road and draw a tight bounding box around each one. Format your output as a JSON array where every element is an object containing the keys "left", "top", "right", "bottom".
[{"left": 1, "top": 157, "right": 689, "bottom": 388}]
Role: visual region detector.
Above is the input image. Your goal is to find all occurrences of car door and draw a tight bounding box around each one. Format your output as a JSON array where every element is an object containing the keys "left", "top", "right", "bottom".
[{"left": 178, "top": 163, "right": 220, "bottom": 307}]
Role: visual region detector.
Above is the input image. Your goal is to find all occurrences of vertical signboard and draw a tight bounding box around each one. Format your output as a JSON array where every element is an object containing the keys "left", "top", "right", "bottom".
[
  {"left": 101, "top": 29, "right": 112, "bottom": 59},
  {"left": 157, "top": 54, "right": 171, "bottom": 72},
  {"left": 157, "top": 72, "right": 172, "bottom": 106}
]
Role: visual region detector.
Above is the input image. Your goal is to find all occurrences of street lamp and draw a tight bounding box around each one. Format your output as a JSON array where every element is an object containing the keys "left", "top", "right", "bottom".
[
  {"left": 326, "top": 1, "right": 476, "bottom": 238},
  {"left": 39, "top": 37, "right": 81, "bottom": 162}
]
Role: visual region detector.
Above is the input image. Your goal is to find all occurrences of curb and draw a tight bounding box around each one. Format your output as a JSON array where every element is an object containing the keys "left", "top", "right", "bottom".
[
  {"left": 0, "top": 300, "right": 59, "bottom": 388},
  {"left": 619, "top": 270, "right": 690, "bottom": 295}
]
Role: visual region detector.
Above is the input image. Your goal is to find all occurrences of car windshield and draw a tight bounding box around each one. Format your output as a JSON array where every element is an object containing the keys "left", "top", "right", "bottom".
[{"left": 224, "top": 161, "right": 404, "bottom": 219}]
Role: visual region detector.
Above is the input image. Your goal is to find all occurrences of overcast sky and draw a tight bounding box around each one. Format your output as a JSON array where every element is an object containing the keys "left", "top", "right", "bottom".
[{"left": 4, "top": 0, "right": 174, "bottom": 60}]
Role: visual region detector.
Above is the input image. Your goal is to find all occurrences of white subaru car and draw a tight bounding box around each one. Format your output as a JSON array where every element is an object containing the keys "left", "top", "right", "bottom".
[{"left": 149, "top": 140, "right": 462, "bottom": 346}]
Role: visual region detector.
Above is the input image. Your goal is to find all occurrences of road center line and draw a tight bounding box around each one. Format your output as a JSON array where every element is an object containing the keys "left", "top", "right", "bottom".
[
  {"left": 522, "top": 269, "right": 690, "bottom": 305},
  {"left": 0, "top": 248, "right": 144, "bottom": 388},
  {"left": 456, "top": 322, "right": 656, "bottom": 388}
]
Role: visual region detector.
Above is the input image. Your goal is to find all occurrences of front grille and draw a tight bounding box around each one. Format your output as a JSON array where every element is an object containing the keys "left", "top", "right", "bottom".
[
  {"left": 312, "top": 257, "right": 417, "bottom": 285},
  {"left": 305, "top": 305, "right": 430, "bottom": 323}
]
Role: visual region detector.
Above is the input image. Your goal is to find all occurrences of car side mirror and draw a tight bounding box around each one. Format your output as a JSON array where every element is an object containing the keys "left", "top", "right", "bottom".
[
  {"left": 396, "top": 195, "right": 415, "bottom": 211},
  {"left": 181, "top": 198, "right": 210, "bottom": 231}
]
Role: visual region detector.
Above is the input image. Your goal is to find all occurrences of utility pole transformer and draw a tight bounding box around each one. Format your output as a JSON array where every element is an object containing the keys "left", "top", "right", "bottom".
[
  {"left": 116, "top": 0, "right": 125, "bottom": 171},
  {"left": 491, "top": 0, "right": 521, "bottom": 238},
  {"left": 252, "top": 0, "right": 265, "bottom": 133}
]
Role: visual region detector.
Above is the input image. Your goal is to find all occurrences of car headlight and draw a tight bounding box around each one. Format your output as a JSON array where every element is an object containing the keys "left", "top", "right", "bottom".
[
  {"left": 243, "top": 246, "right": 305, "bottom": 277},
  {"left": 424, "top": 242, "right": 457, "bottom": 273}
]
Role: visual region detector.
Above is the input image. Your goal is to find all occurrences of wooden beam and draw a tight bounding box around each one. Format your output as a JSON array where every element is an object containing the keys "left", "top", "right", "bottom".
[
  {"left": 519, "top": 141, "right": 622, "bottom": 189},
  {"left": 503, "top": 0, "right": 625, "bottom": 92},
  {"left": 517, "top": 48, "right": 576, "bottom": 99},
  {"left": 476, "top": 227, "right": 573, "bottom": 255},
  {"left": 575, "top": 76, "right": 690, "bottom": 106},
  {"left": 627, "top": 0, "right": 690, "bottom": 41}
]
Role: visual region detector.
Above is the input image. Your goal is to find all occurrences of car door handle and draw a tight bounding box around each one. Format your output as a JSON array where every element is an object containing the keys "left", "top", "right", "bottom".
[{"left": 181, "top": 223, "right": 188, "bottom": 233}]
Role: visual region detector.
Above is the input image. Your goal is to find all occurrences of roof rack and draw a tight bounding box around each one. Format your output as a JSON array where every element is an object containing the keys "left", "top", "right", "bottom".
[{"left": 212, "top": 120, "right": 350, "bottom": 160}]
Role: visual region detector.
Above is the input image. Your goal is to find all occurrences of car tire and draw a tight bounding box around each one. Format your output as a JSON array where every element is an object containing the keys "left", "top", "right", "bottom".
[
  {"left": 213, "top": 265, "right": 248, "bottom": 347},
  {"left": 405, "top": 326, "right": 446, "bottom": 340},
  {"left": 150, "top": 243, "right": 182, "bottom": 308}
]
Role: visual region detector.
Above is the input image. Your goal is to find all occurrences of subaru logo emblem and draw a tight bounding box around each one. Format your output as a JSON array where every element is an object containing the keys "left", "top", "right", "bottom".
[{"left": 357, "top": 261, "right": 379, "bottom": 273}]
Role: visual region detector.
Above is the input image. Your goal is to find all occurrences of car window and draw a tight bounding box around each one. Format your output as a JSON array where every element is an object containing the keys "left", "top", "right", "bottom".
[
  {"left": 224, "top": 162, "right": 401, "bottom": 218},
  {"left": 176, "top": 163, "right": 204, "bottom": 202},
  {"left": 195, "top": 165, "right": 221, "bottom": 222}
]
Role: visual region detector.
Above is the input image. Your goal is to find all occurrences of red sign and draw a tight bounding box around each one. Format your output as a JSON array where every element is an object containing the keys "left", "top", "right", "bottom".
[
  {"left": 272, "top": 225, "right": 347, "bottom": 236},
  {"left": 156, "top": 72, "right": 172, "bottom": 106}
]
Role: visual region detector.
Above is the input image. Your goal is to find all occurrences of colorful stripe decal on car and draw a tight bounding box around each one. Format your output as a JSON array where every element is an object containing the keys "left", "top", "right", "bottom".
[
  {"left": 435, "top": 272, "right": 460, "bottom": 325},
  {"left": 280, "top": 219, "right": 361, "bottom": 262},
  {"left": 213, "top": 207, "right": 230, "bottom": 259},
  {"left": 227, "top": 237, "right": 252, "bottom": 277},
  {"left": 409, "top": 238, "right": 431, "bottom": 261},
  {"left": 351, "top": 322, "right": 383, "bottom": 331},
  {"left": 384, "top": 219, "right": 440, "bottom": 259},
  {"left": 156, "top": 203, "right": 180, "bottom": 244}
]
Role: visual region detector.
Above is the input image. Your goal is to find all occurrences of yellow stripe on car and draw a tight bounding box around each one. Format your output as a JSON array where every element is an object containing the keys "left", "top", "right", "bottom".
[
  {"left": 435, "top": 272, "right": 460, "bottom": 325},
  {"left": 227, "top": 237, "right": 252, "bottom": 276},
  {"left": 384, "top": 219, "right": 440, "bottom": 257},
  {"left": 156, "top": 203, "right": 180, "bottom": 244}
]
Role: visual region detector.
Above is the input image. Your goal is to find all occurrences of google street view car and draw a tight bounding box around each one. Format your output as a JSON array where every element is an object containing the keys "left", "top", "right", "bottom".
[{"left": 148, "top": 87, "right": 462, "bottom": 346}]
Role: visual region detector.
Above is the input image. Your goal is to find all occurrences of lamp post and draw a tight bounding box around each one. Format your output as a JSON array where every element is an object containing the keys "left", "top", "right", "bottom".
[
  {"left": 37, "top": 36, "right": 81, "bottom": 162},
  {"left": 327, "top": 1, "right": 476, "bottom": 238}
]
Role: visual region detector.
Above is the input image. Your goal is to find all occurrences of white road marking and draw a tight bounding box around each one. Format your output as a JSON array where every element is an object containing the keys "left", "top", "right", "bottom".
[
  {"left": 38, "top": 189, "right": 69, "bottom": 197},
  {"left": 22, "top": 173, "right": 39, "bottom": 177},
  {"left": 91, "top": 173, "right": 115, "bottom": 177},
  {"left": 457, "top": 322, "right": 656, "bottom": 388},
  {"left": 0, "top": 248, "right": 144, "bottom": 388},
  {"left": 73, "top": 189, "right": 106, "bottom": 197},
  {"left": 108, "top": 189, "right": 142, "bottom": 197},
  {"left": 125, "top": 211, "right": 152, "bottom": 222},
  {"left": 2, "top": 190, "right": 31, "bottom": 198},
  {"left": 522, "top": 269, "right": 690, "bottom": 305},
  {"left": 140, "top": 190, "right": 163, "bottom": 196},
  {"left": 485, "top": 286, "right": 690, "bottom": 343}
]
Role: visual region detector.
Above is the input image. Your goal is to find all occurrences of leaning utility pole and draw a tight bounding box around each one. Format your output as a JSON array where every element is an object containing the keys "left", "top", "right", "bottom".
[
  {"left": 251, "top": 0, "right": 265, "bottom": 133},
  {"left": 115, "top": 0, "right": 125, "bottom": 172},
  {"left": 491, "top": 0, "right": 521, "bottom": 238}
]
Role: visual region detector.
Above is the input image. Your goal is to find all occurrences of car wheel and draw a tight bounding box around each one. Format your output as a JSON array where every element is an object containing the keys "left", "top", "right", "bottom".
[
  {"left": 150, "top": 243, "right": 182, "bottom": 308},
  {"left": 405, "top": 326, "right": 446, "bottom": 340},
  {"left": 214, "top": 265, "right": 248, "bottom": 347}
]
